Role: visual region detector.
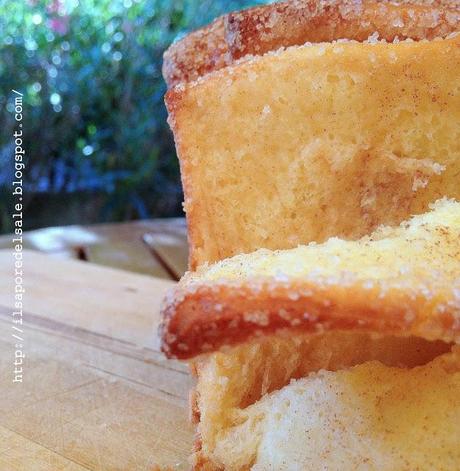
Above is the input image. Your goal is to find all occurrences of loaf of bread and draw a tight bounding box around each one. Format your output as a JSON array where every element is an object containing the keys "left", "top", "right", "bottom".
[
  {"left": 160, "top": 198, "right": 460, "bottom": 470},
  {"left": 161, "top": 1, "right": 460, "bottom": 468},
  {"left": 165, "top": 1, "right": 460, "bottom": 269}
]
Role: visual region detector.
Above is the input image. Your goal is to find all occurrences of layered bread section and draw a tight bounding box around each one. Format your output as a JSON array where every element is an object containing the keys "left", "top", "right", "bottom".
[
  {"left": 166, "top": 33, "right": 460, "bottom": 268},
  {"left": 162, "top": 198, "right": 460, "bottom": 468},
  {"left": 161, "top": 3, "right": 460, "bottom": 470},
  {"left": 191, "top": 332, "right": 455, "bottom": 470},
  {"left": 165, "top": 199, "right": 460, "bottom": 469},
  {"left": 193, "top": 343, "right": 460, "bottom": 470},
  {"left": 161, "top": 199, "right": 460, "bottom": 359}
]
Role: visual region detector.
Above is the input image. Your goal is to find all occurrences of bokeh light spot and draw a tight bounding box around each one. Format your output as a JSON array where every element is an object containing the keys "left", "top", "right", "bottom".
[
  {"left": 32, "top": 13, "right": 43, "bottom": 25},
  {"left": 50, "top": 92, "right": 61, "bottom": 105},
  {"left": 82, "top": 145, "right": 94, "bottom": 156}
]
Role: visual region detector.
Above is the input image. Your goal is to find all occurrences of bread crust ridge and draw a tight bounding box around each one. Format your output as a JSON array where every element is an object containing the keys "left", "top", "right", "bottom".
[{"left": 163, "top": 0, "right": 460, "bottom": 88}]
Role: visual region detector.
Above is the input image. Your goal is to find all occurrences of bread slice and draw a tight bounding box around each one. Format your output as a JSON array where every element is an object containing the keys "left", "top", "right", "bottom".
[
  {"left": 163, "top": 0, "right": 460, "bottom": 88},
  {"left": 161, "top": 198, "right": 460, "bottom": 359},
  {"left": 160, "top": 199, "right": 460, "bottom": 470},
  {"left": 192, "top": 343, "right": 460, "bottom": 470},
  {"left": 166, "top": 29, "right": 460, "bottom": 268},
  {"left": 227, "top": 0, "right": 460, "bottom": 60}
]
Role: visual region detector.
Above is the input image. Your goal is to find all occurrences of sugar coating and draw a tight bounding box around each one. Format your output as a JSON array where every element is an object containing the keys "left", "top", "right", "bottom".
[
  {"left": 163, "top": 0, "right": 460, "bottom": 87},
  {"left": 161, "top": 200, "right": 460, "bottom": 360},
  {"left": 193, "top": 198, "right": 459, "bottom": 286}
]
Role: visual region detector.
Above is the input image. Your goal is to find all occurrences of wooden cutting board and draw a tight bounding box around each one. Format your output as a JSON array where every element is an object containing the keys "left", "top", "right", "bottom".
[{"left": 0, "top": 250, "right": 193, "bottom": 470}]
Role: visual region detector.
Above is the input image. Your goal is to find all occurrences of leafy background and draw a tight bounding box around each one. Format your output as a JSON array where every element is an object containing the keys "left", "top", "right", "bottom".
[{"left": 0, "top": 0, "right": 267, "bottom": 234}]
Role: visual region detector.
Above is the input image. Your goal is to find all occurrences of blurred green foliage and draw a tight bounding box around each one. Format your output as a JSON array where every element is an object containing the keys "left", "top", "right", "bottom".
[{"left": 0, "top": 0, "right": 266, "bottom": 233}]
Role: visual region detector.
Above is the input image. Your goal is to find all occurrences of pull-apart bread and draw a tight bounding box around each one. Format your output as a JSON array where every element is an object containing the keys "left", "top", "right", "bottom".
[
  {"left": 164, "top": 0, "right": 460, "bottom": 269},
  {"left": 161, "top": 199, "right": 460, "bottom": 470},
  {"left": 161, "top": 0, "right": 460, "bottom": 469}
]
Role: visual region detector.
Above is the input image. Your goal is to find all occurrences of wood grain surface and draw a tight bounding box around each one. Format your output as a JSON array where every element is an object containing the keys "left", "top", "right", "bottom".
[
  {"left": 0, "top": 250, "right": 192, "bottom": 470},
  {"left": 0, "top": 218, "right": 188, "bottom": 280}
]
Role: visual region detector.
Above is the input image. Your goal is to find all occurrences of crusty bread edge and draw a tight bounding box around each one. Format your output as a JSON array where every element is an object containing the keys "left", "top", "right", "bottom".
[
  {"left": 164, "top": 92, "right": 206, "bottom": 271},
  {"left": 162, "top": 16, "right": 230, "bottom": 89},
  {"left": 227, "top": 0, "right": 460, "bottom": 59},
  {"left": 163, "top": 0, "right": 460, "bottom": 88},
  {"left": 160, "top": 278, "right": 460, "bottom": 359}
]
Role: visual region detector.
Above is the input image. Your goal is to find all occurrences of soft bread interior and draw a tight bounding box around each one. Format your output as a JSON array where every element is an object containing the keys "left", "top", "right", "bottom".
[
  {"left": 195, "top": 197, "right": 459, "bottom": 282},
  {"left": 245, "top": 347, "right": 460, "bottom": 471},
  {"left": 166, "top": 33, "right": 460, "bottom": 268},
  {"left": 193, "top": 335, "right": 459, "bottom": 470}
]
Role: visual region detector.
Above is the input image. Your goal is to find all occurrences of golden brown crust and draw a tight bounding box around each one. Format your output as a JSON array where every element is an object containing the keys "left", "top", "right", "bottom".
[
  {"left": 165, "top": 94, "right": 205, "bottom": 271},
  {"left": 160, "top": 200, "right": 460, "bottom": 359},
  {"left": 191, "top": 447, "right": 223, "bottom": 471},
  {"left": 162, "top": 0, "right": 460, "bottom": 88},
  {"left": 189, "top": 389, "right": 200, "bottom": 425},
  {"left": 162, "top": 16, "right": 230, "bottom": 89},
  {"left": 161, "top": 279, "right": 460, "bottom": 359},
  {"left": 227, "top": 0, "right": 460, "bottom": 59}
]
